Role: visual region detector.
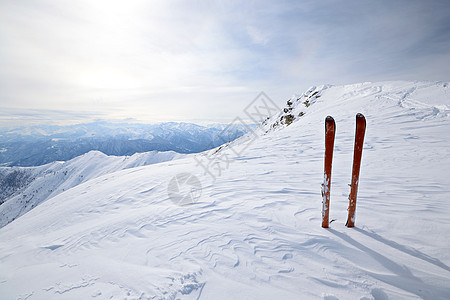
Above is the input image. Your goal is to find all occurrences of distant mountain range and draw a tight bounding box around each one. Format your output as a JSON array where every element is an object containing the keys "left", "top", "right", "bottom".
[
  {"left": 2, "top": 81, "right": 449, "bottom": 298},
  {"left": 0, "top": 121, "right": 253, "bottom": 167}
]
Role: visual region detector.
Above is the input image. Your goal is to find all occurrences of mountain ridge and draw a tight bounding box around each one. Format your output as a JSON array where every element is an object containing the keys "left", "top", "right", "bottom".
[
  {"left": 0, "top": 121, "right": 252, "bottom": 167},
  {"left": 0, "top": 80, "right": 449, "bottom": 299},
  {"left": 0, "top": 149, "right": 185, "bottom": 227}
]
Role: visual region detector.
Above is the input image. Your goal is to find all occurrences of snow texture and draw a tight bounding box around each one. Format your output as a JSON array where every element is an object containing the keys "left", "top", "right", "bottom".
[
  {"left": 0, "top": 81, "right": 449, "bottom": 299},
  {"left": 0, "top": 150, "right": 184, "bottom": 227}
]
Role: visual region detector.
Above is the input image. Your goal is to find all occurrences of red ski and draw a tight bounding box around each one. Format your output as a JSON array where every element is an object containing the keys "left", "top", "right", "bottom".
[
  {"left": 322, "top": 116, "right": 335, "bottom": 228},
  {"left": 346, "top": 113, "right": 366, "bottom": 227}
]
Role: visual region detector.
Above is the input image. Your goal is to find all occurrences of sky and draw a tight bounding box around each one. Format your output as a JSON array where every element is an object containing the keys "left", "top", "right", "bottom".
[{"left": 1, "top": 0, "right": 449, "bottom": 127}]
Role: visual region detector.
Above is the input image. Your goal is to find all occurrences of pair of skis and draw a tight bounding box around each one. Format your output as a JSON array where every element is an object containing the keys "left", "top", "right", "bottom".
[{"left": 321, "top": 113, "right": 366, "bottom": 228}]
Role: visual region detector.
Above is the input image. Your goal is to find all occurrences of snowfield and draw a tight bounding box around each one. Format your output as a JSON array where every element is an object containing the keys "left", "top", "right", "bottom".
[
  {"left": 0, "top": 150, "right": 184, "bottom": 228},
  {"left": 0, "top": 81, "right": 449, "bottom": 299}
]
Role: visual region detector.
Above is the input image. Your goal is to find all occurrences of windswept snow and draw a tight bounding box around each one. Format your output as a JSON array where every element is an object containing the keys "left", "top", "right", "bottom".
[
  {"left": 0, "top": 150, "right": 184, "bottom": 228},
  {"left": 0, "top": 81, "right": 449, "bottom": 299}
]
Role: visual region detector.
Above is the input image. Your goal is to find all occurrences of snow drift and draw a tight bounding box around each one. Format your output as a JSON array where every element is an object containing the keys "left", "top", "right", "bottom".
[
  {"left": 0, "top": 81, "right": 449, "bottom": 299},
  {"left": 0, "top": 150, "right": 184, "bottom": 227}
]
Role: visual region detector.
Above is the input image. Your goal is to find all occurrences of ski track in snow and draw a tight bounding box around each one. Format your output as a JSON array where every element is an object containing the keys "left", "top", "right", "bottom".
[{"left": 0, "top": 81, "right": 449, "bottom": 299}]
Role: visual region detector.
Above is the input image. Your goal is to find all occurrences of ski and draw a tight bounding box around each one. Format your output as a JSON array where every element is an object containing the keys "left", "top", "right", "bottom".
[
  {"left": 346, "top": 113, "right": 366, "bottom": 227},
  {"left": 322, "top": 116, "right": 335, "bottom": 228}
]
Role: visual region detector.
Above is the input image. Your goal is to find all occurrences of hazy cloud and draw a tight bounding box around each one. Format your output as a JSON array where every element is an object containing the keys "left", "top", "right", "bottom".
[{"left": 1, "top": 0, "right": 449, "bottom": 126}]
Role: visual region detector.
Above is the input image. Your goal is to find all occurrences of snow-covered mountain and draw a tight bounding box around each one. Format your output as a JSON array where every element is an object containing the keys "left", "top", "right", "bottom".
[
  {"left": 0, "top": 122, "right": 251, "bottom": 167},
  {"left": 0, "top": 81, "right": 449, "bottom": 299},
  {"left": 0, "top": 150, "right": 184, "bottom": 227}
]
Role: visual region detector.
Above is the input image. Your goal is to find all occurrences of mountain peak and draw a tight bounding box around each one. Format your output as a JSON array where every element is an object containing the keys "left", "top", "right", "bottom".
[
  {"left": 0, "top": 81, "right": 449, "bottom": 299},
  {"left": 262, "top": 84, "right": 331, "bottom": 132}
]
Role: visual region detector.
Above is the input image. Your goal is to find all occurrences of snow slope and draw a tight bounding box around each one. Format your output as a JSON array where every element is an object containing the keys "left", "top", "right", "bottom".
[
  {"left": 0, "top": 81, "right": 449, "bottom": 299},
  {"left": 0, "top": 150, "right": 184, "bottom": 228}
]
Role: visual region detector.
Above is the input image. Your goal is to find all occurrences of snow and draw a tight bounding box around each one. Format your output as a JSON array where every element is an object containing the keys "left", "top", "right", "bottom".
[
  {"left": 0, "top": 121, "right": 251, "bottom": 167},
  {"left": 0, "top": 81, "right": 449, "bottom": 299},
  {"left": 0, "top": 150, "right": 184, "bottom": 227}
]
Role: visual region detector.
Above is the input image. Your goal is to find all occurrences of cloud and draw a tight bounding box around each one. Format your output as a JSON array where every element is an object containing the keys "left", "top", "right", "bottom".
[
  {"left": 0, "top": 0, "right": 449, "bottom": 126},
  {"left": 0, "top": 107, "right": 109, "bottom": 128}
]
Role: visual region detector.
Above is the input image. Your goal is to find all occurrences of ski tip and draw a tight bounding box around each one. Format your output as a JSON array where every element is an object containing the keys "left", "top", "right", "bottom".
[
  {"left": 356, "top": 113, "right": 366, "bottom": 127},
  {"left": 325, "top": 116, "right": 335, "bottom": 132}
]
